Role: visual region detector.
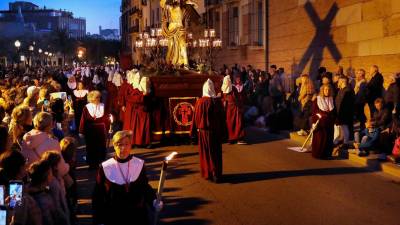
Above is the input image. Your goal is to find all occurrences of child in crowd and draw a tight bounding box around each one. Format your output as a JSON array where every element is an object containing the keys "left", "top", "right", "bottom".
[{"left": 353, "top": 120, "right": 380, "bottom": 156}]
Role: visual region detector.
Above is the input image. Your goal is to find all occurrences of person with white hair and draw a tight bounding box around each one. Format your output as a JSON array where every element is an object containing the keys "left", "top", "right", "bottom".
[
  {"left": 221, "top": 75, "right": 246, "bottom": 144},
  {"left": 192, "top": 79, "right": 224, "bottom": 183},
  {"left": 79, "top": 90, "right": 110, "bottom": 169}
]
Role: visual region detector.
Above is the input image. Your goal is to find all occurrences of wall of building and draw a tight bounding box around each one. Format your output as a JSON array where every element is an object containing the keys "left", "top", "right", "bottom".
[
  {"left": 208, "top": 0, "right": 267, "bottom": 71},
  {"left": 268, "top": 0, "right": 400, "bottom": 85}
]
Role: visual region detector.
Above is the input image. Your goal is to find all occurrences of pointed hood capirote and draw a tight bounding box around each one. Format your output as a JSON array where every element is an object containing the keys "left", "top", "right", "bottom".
[
  {"left": 132, "top": 71, "right": 141, "bottom": 89},
  {"left": 138, "top": 77, "right": 151, "bottom": 95},
  {"left": 202, "top": 79, "right": 216, "bottom": 98},
  {"left": 112, "top": 71, "right": 123, "bottom": 87},
  {"left": 221, "top": 75, "right": 232, "bottom": 94}
]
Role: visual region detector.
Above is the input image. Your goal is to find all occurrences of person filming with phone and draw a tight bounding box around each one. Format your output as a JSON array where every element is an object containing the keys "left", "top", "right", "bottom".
[{"left": 0, "top": 150, "right": 41, "bottom": 225}]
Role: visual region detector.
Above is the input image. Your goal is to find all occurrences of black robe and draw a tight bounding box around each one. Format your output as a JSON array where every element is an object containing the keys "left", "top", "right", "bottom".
[
  {"left": 79, "top": 104, "right": 110, "bottom": 168},
  {"left": 92, "top": 155, "right": 156, "bottom": 225}
]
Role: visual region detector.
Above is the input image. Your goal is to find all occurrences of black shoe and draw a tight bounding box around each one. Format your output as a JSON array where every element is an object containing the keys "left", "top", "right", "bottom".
[{"left": 145, "top": 144, "right": 153, "bottom": 149}]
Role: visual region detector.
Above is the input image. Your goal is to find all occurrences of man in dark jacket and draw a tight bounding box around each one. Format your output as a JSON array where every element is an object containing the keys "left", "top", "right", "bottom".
[
  {"left": 366, "top": 65, "right": 384, "bottom": 112},
  {"left": 334, "top": 76, "right": 355, "bottom": 145}
]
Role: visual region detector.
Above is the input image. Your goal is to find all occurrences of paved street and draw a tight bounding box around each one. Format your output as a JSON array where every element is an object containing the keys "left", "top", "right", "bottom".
[{"left": 75, "top": 128, "right": 400, "bottom": 225}]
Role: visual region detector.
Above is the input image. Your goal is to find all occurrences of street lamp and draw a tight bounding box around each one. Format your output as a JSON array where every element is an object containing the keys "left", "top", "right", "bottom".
[
  {"left": 14, "top": 40, "right": 22, "bottom": 68},
  {"left": 38, "top": 48, "right": 42, "bottom": 66},
  {"left": 14, "top": 40, "right": 21, "bottom": 49},
  {"left": 29, "top": 45, "right": 34, "bottom": 66}
]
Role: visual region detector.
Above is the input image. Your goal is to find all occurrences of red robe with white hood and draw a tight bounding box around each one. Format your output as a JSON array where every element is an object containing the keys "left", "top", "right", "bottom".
[{"left": 192, "top": 79, "right": 224, "bottom": 180}]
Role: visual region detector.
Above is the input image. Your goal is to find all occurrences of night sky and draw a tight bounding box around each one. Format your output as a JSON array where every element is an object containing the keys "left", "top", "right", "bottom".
[{"left": 0, "top": 0, "right": 121, "bottom": 34}]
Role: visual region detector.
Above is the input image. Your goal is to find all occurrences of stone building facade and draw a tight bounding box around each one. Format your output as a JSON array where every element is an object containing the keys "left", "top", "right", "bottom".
[
  {"left": 268, "top": 0, "right": 400, "bottom": 83},
  {"left": 206, "top": 0, "right": 267, "bottom": 70}
]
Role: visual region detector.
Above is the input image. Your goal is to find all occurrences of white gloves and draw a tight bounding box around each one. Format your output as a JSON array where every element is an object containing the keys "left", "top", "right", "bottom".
[{"left": 153, "top": 199, "right": 164, "bottom": 212}]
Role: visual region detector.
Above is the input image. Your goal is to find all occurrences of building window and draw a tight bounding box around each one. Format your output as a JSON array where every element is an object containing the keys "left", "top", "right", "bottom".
[
  {"left": 215, "top": 11, "right": 220, "bottom": 37},
  {"left": 156, "top": 8, "right": 160, "bottom": 25},
  {"left": 228, "top": 5, "right": 239, "bottom": 46},
  {"left": 250, "top": 0, "right": 263, "bottom": 46},
  {"left": 151, "top": 9, "right": 154, "bottom": 26}
]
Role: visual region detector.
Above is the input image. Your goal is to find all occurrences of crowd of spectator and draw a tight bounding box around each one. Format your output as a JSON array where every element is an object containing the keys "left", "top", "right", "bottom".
[{"left": 219, "top": 63, "right": 400, "bottom": 162}]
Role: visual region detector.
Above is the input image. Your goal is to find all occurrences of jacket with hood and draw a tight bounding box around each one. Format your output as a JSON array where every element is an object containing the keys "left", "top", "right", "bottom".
[{"left": 21, "top": 129, "right": 69, "bottom": 175}]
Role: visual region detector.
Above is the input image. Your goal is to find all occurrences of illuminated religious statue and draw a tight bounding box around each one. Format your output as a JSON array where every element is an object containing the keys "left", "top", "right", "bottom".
[{"left": 160, "top": 0, "right": 197, "bottom": 67}]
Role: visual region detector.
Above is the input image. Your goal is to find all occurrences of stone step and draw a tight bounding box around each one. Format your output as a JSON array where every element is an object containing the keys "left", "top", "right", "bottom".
[{"left": 288, "top": 132, "right": 400, "bottom": 179}]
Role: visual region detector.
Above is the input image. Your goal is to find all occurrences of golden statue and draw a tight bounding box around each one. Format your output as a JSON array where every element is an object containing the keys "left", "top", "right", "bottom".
[{"left": 160, "top": 0, "right": 197, "bottom": 67}]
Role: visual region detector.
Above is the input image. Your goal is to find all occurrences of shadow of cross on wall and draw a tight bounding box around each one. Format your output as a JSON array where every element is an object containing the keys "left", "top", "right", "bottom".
[{"left": 297, "top": 1, "right": 342, "bottom": 78}]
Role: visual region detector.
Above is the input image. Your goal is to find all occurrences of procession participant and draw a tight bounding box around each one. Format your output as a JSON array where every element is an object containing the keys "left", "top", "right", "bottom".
[
  {"left": 311, "top": 84, "right": 336, "bottom": 159},
  {"left": 92, "top": 73, "right": 101, "bottom": 88},
  {"left": 221, "top": 75, "right": 246, "bottom": 144},
  {"left": 192, "top": 79, "right": 224, "bottom": 182},
  {"left": 72, "top": 82, "right": 88, "bottom": 132},
  {"left": 79, "top": 90, "right": 110, "bottom": 169},
  {"left": 130, "top": 76, "right": 152, "bottom": 148},
  {"left": 66, "top": 75, "right": 77, "bottom": 96},
  {"left": 106, "top": 70, "right": 123, "bottom": 116},
  {"left": 118, "top": 69, "right": 136, "bottom": 123},
  {"left": 92, "top": 131, "right": 162, "bottom": 225},
  {"left": 121, "top": 70, "right": 141, "bottom": 131}
]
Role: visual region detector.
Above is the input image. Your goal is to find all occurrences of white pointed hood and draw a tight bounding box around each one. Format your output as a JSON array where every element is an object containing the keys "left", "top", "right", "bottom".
[
  {"left": 112, "top": 71, "right": 123, "bottom": 87},
  {"left": 132, "top": 71, "right": 141, "bottom": 89},
  {"left": 92, "top": 74, "right": 101, "bottom": 85},
  {"left": 202, "top": 79, "right": 216, "bottom": 98},
  {"left": 127, "top": 69, "right": 138, "bottom": 85},
  {"left": 221, "top": 75, "right": 232, "bottom": 94},
  {"left": 107, "top": 70, "right": 114, "bottom": 82},
  {"left": 138, "top": 77, "right": 151, "bottom": 95}
]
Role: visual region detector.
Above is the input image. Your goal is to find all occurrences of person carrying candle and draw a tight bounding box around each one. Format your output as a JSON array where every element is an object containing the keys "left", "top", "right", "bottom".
[
  {"left": 311, "top": 84, "right": 336, "bottom": 159},
  {"left": 92, "top": 131, "right": 162, "bottom": 225}
]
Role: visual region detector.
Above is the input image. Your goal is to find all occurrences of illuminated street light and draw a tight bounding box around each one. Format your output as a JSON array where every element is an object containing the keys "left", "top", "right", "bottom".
[
  {"left": 29, "top": 45, "right": 34, "bottom": 51},
  {"left": 38, "top": 48, "right": 42, "bottom": 53},
  {"left": 14, "top": 40, "right": 21, "bottom": 49}
]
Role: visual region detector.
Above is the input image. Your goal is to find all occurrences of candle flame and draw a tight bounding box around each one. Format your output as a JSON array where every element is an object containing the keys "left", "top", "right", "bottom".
[
  {"left": 316, "top": 113, "right": 322, "bottom": 118},
  {"left": 109, "top": 114, "right": 114, "bottom": 123},
  {"left": 165, "top": 152, "right": 178, "bottom": 162}
]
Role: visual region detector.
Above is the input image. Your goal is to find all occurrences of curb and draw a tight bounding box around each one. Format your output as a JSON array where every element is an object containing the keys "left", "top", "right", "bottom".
[{"left": 288, "top": 132, "right": 400, "bottom": 179}]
